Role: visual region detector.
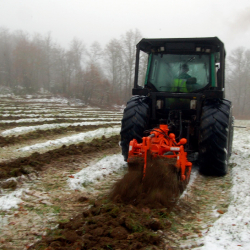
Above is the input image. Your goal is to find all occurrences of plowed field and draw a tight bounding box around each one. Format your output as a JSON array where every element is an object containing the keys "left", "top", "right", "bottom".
[{"left": 0, "top": 94, "right": 238, "bottom": 250}]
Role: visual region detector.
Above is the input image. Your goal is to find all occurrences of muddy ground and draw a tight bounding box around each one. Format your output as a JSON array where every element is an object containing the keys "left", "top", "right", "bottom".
[
  {"left": 29, "top": 158, "right": 233, "bottom": 250},
  {"left": 28, "top": 152, "right": 233, "bottom": 250},
  {"left": 0, "top": 135, "right": 120, "bottom": 180},
  {"left": 0, "top": 131, "right": 233, "bottom": 250},
  {"left": 0, "top": 97, "right": 233, "bottom": 250}
]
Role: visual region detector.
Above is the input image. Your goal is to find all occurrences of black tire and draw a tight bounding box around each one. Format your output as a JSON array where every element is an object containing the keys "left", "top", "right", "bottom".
[
  {"left": 120, "top": 96, "right": 149, "bottom": 161},
  {"left": 198, "top": 99, "right": 233, "bottom": 176}
]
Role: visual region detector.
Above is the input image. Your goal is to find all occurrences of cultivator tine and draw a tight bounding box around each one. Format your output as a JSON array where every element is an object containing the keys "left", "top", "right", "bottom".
[{"left": 127, "top": 124, "right": 192, "bottom": 181}]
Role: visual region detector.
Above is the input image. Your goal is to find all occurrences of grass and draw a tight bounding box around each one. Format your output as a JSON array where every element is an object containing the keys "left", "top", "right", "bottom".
[
  {"left": 82, "top": 181, "right": 92, "bottom": 188},
  {"left": 182, "top": 235, "right": 187, "bottom": 240},
  {"left": 219, "top": 183, "right": 230, "bottom": 189},
  {"left": 42, "top": 181, "right": 64, "bottom": 192},
  {"left": 121, "top": 213, "right": 147, "bottom": 233},
  {"left": 109, "top": 207, "right": 120, "bottom": 218},
  {"left": 24, "top": 203, "right": 61, "bottom": 217},
  {"left": 43, "top": 183, "right": 54, "bottom": 192},
  {"left": 52, "top": 206, "right": 61, "bottom": 214},
  {"left": 194, "top": 188, "right": 209, "bottom": 196},
  {"left": 171, "top": 224, "right": 178, "bottom": 233},
  {"left": 183, "top": 223, "right": 193, "bottom": 230},
  {"left": 132, "top": 223, "right": 144, "bottom": 233},
  {"left": 158, "top": 211, "right": 169, "bottom": 218},
  {"left": 25, "top": 206, "right": 35, "bottom": 211}
]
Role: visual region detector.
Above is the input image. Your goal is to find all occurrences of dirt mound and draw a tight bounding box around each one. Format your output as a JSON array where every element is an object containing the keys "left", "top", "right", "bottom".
[
  {"left": 110, "top": 153, "right": 186, "bottom": 209},
  {"left": 0, "top": 135, "right": 119, "bottom": 179},
  {"left": 30, "top": 198, "right": 171, "bottom": 250},
  {"left": 30, "top": 154, "right": 189, "bottom": 250}
]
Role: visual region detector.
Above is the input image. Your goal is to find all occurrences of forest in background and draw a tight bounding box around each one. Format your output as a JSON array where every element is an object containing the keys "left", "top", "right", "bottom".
[
  {"left": 0, "top": 28, "right": 146, "bottom": 106},
  {"left": 0, "top": 27, "right": 249, "bottom": 118}
]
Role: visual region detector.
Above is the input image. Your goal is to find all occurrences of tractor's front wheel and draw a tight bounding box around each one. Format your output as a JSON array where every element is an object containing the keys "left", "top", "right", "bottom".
[
  {"left": 120, "top": 96, "right": 149, "bottom": 161},
  {"left": 198, "top": 99, "right": 233, "bottom": 176}
]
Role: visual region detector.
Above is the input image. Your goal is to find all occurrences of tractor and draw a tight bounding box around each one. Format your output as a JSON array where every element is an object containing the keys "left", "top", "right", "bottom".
[{"left": 120, "top": 37, "right": 234, "bottom": 178}]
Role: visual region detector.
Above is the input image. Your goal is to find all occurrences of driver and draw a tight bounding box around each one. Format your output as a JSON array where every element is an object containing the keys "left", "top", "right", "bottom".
[{"left": 179, "top": 64, "right": 191, "bottom": 80}]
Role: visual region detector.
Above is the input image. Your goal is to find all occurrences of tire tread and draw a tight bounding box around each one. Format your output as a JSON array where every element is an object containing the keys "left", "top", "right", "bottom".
[
  {"left": 199, "top": 99, "right": 233, "bottom": 176},
  {"left": 120, "top": 96, "right": 149, "bottom": 161}
]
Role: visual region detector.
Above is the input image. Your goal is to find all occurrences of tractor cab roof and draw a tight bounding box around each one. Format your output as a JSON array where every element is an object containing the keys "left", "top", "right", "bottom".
[{"left": 137, "top": 37, "right": 225, "bottom": 54}]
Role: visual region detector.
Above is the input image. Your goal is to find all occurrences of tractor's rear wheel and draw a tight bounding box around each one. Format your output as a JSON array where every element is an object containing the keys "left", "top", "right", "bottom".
[
  {"left": 199, "top": 99, "right": 233, "bottom": 176},
  {"left": 120, "top": 96, "right": 149, "bottom": 161}
]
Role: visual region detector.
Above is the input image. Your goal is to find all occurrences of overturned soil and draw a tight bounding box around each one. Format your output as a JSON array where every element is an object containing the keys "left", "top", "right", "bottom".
[
  {"left": 0, "top": 97, "right": 234, "bottom": 250},
  {"left": 30, "top": 199, "right": 165, "bottom": 250},
  {"left": 30, "top": 156, "right": 185, "bottom": 250},
  {"left": 0, "top": 135, "right": 120, "bottom": 180},
  {"left": 110, "top": 154, "right": 186, "bottom": 209},
  {"left": 30, "top": 155, "right": 194, "bottom": 250},
  {"left": 29, "top": 163, "right": 233, "bottom": 250}
]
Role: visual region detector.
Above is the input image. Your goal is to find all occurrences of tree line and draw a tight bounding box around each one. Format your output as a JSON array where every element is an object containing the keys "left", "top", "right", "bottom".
[
  {"left": 226, "top": 47, "right": 250, "bottom": 118},
  {"left": 0, "top": 27, "right": 249, "bottom": 117},
  {"left": 0, "top": 28, "right": 144, "bottom": 106}
]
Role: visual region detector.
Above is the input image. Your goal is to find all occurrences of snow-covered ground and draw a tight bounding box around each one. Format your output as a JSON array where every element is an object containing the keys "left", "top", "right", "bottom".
[
  {"left": 180, "top": 166, "right": 199, "bottom": 199},
  {"left": 0, "top": 188, "right": 27, "bottom": 210},
  {"left": 0, "top": 117, "right": 121, "bottom": 124},
  {"left": 68, "top": 154, "right": 127, "bottom": 191},
  {"left": 0, "top": 113, "right": 122, "bottom": 117},
  {"left": 1, "top": 93, "right": 250, "bottom": 249},
  {"left": 0, "top": 155, "right": 126, "bottom": 213},
  {"left": 17, "top": 126, "right": 120, "bottom": 153},
  {"left": 0, "top": 95, "right": 123, "bottom": 211},
  {"left": 1, "top": 121, "right": 121, "bottom": 137},
  {"left": 196, "top": 120, "right": 250, "bottom": 250}
]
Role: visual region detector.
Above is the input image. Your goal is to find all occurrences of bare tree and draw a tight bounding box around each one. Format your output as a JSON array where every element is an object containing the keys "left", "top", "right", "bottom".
[
  {"left": 226, "top": 47, "right": 250, "bottom": 118},
  {"left": 12, "top": 31, "right": 38, "bottom": 93},
  {"left": 43, "top": 33, "right": 53, "bottom": 92},
  {"left": 69, "top": 38, "right": 85, "bottom": 96},
  {"left": 121, "top": 29, "right": 142, "bottom": 100},
  {"left": 104, "top": 39, "right": 124, "bottom": 103},
  {"left": 87, "top": 41, "right": 103, "bottom": 65},
  {"left": 0, "top": 27, "right": 146, "bottom": 106},
  {"left": 0, "top": 28, "right": 14, "bottom": 88}
]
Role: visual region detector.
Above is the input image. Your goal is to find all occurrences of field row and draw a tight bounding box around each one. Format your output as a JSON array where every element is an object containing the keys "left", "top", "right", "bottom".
[
  {"left": 0, "top": 95, "right": 123, "bottom": 174},
  {"left": 0, "top": 95, "right": 126, "bottom": 249}
]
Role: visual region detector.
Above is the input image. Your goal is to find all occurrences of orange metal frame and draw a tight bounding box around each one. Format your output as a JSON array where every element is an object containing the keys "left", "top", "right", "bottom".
[{"left": 127, "top": 124, "right": 192, "bottom": 181}]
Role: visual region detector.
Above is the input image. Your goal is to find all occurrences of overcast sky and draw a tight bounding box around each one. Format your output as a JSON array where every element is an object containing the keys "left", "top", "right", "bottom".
[{"left": 0, "top": 0, "right": 250, "bottom": 52}]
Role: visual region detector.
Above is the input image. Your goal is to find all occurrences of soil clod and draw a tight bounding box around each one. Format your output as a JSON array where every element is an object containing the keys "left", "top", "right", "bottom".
[{"left": 110, "top": 152, "right": 187, "bottom": 209}]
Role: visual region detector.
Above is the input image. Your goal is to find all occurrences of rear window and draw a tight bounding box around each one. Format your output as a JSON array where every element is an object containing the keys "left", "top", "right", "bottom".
[{"left": 147, "top": 54, "right": 210, "bottom": 93}]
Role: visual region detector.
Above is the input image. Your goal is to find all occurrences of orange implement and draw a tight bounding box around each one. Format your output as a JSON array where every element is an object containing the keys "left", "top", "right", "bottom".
[{"left": 127, "top": 124, "right": 192, "bottom": 181}]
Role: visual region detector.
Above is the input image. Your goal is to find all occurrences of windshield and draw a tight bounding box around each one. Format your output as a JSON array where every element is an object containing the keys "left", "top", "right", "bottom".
[{"left": 147, "top": 54, "right": 210, "bottom": 93}]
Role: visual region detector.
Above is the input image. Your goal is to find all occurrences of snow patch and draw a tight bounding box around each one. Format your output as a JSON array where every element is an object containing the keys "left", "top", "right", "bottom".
[
  {"left": 1, "top": 113, "right": 122, "bottom": 118},
  {"left": 1, "top": 121, "right": 121, "bottom": 137},
  {"left": 17, "top": 126, "right": 120, "bottom": 152},
  {"left": 0, "top": 189, "right": 27, "bottom": 210},
  {"left": 197, "top": 125, "right": 250, "bottom": 250},
  {"left": 68, "top": 154, "right": 127, "bottom": 190},
  {"left": 0, "top": 117, "right": 121, "bottom": 124},
  {"left": 180, "top": 166, "right": 198, "bottom": 199}
]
